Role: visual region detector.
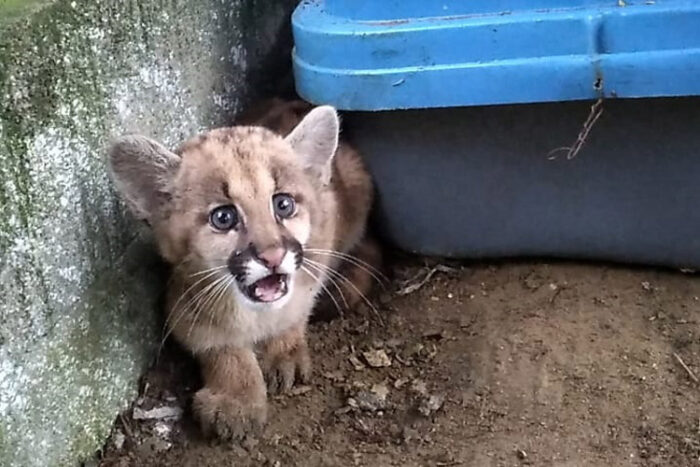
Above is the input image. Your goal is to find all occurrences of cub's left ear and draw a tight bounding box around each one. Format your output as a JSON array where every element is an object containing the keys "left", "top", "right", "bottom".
[{"left": 285, "top": 105, "right": 339, "bottom": 184}]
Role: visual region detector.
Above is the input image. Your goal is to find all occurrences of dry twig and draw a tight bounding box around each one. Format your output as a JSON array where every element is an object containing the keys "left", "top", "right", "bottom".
[
  {"left": 547, "top": 98, "right": 604, "bottom": 160},
  {"left": 549, "top": 286, "right": 564, "bottom": 305},
  {"left": 673, "top": 352, "right": 699, "bottom": 383},
  {"left": 119, "top": 413, "right": 133, "bottom": 438},
  {"left": 396, "top": 265, "right": 460, "bottom": 296}
]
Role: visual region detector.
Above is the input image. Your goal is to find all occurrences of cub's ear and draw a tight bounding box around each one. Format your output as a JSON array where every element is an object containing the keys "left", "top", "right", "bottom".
[
  {"left": 284, "top": 105, "right": 339, "bottom": 184},
  {"left": 108, "top": 135, "right": 181, "bottom": 221}
]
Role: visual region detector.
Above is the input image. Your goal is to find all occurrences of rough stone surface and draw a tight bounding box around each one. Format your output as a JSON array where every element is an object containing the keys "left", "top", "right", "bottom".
[{"left": 0, "top": 0, "right": 296, "bottom": 465}]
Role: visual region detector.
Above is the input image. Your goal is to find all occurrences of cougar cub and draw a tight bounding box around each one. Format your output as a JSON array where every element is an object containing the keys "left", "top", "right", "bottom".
[{"left": 108, "top": 99, "right": 381, "bottom": 439}]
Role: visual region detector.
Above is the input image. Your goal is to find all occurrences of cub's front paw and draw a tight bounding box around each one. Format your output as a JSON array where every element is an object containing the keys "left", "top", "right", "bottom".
[
  {"left": 262, "top": 341, "right": 311, "bottom": 394},
  {"left": 192, "top": 387, "right": 267, "bottom": 441}
]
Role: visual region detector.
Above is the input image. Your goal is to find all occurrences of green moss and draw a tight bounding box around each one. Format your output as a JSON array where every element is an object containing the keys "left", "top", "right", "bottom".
[
  {"left": 57, "top": 251, "right": 163, "bottom": 465},
  {"left": 1, "top": 239, "right": 164, "bottom": 466},
  {"left": 0, "top": 0, "right": 53, "bottom": 26},
  {"left": 0, "top": 424, "right": 7, "bottom": 459}
]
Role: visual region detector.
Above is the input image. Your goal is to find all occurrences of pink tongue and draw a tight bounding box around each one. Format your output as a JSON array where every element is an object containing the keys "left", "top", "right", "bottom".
[{"left": 254, "top": 275, "right": 282, "bottom": 301}]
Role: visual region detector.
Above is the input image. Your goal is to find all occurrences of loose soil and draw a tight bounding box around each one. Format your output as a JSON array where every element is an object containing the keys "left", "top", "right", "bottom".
[{"left": 99, "top": 256, "right": 700, "bottom": 467}]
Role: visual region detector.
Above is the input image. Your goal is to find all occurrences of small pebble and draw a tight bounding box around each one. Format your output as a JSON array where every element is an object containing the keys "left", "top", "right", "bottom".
[
  {"left": 113, "top": 431, "right": 126, "bottom": 450},
  {"left": 348, "top": 355, "right": 365, "bottom": 371},
  {"left": 132, "top": 406, "right": 182, "bottom": 421},
  {"left": 362, "top": 349, "right": 392, "bottom": 368},
  {"left": 418, "top": 393, "right": 445, "bottom": 417}
]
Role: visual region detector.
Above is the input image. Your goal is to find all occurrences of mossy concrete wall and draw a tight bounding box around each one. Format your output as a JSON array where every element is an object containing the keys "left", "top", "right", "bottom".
[{"left": 0, "top": 0, "right": 296, "bottom": 465}]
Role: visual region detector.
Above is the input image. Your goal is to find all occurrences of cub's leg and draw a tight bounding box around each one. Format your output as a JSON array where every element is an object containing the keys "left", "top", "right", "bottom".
[
  {"left": 261, "top": 324, "right": 311, "bottom": 394},
  {"left": 192, "top": 347, "right": 267, "bottom": 441},
  {"left": 311, "top": 235, "right": 383, "bottom": 321}
]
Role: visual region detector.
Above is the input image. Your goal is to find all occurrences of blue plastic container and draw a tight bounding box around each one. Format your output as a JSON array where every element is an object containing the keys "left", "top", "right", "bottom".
[
  {"left": 291, "top": 1, "right": 700, "bottom": 268},
  {"left": 293, "top": 0, "right": 700, "bottom": 110}
]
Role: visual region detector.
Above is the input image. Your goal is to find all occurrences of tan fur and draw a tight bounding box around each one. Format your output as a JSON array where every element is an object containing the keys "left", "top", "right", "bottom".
[
  {"left": 260, "top": 324, "right": 311, "bottom": 394},
  {"left": 108, "top": 99, "right": 381, "bottom": 440},
  {"left": 193, "top": 347, "right": 267, "bottom": 439}
]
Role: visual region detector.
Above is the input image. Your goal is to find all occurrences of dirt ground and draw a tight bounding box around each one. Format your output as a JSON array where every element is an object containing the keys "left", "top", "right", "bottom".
[{"left": 98, "top": 255, "right": 700, "bottom": 467}]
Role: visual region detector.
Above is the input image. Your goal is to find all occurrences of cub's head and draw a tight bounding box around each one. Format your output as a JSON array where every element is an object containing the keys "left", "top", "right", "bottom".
[{"left": 108, "top": 106, "right": 339, "bottom": 309}]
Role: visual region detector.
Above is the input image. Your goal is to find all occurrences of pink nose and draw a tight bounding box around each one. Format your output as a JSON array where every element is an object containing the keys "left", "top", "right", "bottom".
[{"left": 257, "top": 247, "right": 286, "bottom": 268}]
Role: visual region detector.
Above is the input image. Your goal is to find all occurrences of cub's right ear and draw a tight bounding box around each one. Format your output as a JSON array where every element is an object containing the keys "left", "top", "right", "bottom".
[{"left": 108, "top": 135, "right": 181, "bottom": 221}]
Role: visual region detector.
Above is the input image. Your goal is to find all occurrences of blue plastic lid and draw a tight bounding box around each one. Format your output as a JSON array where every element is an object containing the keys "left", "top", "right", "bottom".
[{"left": 292, "top": 0, "right": 700, "bottom": 110}]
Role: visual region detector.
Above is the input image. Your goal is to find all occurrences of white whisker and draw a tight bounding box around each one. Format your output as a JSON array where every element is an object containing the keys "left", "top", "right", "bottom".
[
  {"left": 206, "top": 276, "right": 234, "bottom": 341},
  {"left": 301, "top": 265, "right": 344, "bottom": 317},
  {"left": 185, "top": 274, "right": 231, "bottom": 340},
  {"left": 303, "top": 258, "right": 384, "bottom": 325},
  {"left": 160, "top": 272, "right": 226, "bottom": 352},
  {"left": 303, "top": 260, "right": 349, "bottom": 309},
  {"left": 189, "top": 264, "right": 228, "bottom": 278},
  {"left": 304, "top": 248, "right": 387, "bottom": 287},
  {"left": 167, "top": 269, "right": 224, "bottom": 325}
]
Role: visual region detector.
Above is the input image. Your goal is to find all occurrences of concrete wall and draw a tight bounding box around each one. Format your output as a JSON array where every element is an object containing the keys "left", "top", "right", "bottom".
[{"left": 0, "top": 0, "right": 297, "bottom": 465}]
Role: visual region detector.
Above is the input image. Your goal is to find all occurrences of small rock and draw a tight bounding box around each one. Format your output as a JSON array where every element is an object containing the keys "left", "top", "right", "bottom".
[
  {"left": 418, "top": 394, "right": 445, "bottom": 417},
  {"left": 290, "top": 385, "right": 313, "bottom": 396},
  {"left": 352, "top": 451, "right": 363, "bottom": 465},
  {"left": 351, "top": 383, "right": 389, "bottom": 412},
  {"left": 393, "top": 377, "right": 409, "bottom": 389},
  {"left": 241, "top": 434, "right": 259, "bottom": 452},
  {"left": 137, "top": 436, "right": 172, "bottom": 455},
  {"left": 132, "top": 405, "right": 183, "bottom": 421},
  {"left": 334, "top": 406, "right": 352, "bottom": 416},
  {"left": 113, "top": 430, "right": 126, "bottom": 450},
  {"left": 362, "top": 349, "right": 392, "bottom": 368},
  {"left": 371, "top": 383, "right": 389, "bottom": 399},
  {"left": 410, "top": 379, "right": 428, "bottom": 396},
  {"left": 641, "top": 281, "right": 652, "bottom": 291},
  {"left": 153, "top": 421, "right": 171, "bottom": 438},
  {"left": 323, "top": 371, "right": 346, "bottom": 383},
  {"left": 348, "top": 355, "right": 365, "bottom": 371},
  {"left": 517, "top": 449, "right": 528, "bottom": 460}
]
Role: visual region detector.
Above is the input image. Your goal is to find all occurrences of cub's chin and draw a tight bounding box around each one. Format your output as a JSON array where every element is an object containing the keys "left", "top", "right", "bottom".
[{"left": 235, "top": 273, "right": 294, "bottom": 310}]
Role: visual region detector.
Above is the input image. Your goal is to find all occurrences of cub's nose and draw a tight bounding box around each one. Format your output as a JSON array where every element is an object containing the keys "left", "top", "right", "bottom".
[{"left": 256, "top": 246, "right": 286, "bottom": 269}]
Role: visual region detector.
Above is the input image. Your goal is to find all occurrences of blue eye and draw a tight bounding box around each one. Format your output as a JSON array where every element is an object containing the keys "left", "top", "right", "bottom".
[
  {"left": 272, "top": 194, "right": 296, "bottom": 219},
  {"left": 209, "top": 205, "right": 238, "bottom": 231}
]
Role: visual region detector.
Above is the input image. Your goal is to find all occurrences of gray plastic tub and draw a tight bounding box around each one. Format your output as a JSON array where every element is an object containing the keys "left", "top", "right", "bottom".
[{"left": 343, "top": 98, "right": 700, "bottom": 268}]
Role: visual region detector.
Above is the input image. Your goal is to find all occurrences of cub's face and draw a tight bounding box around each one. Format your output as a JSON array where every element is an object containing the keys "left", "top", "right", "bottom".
[
  {"left": 109, "top": 106, "right": 339, "bottom": 310},
  {"left": 169, "top": 129, "right": 321, "bottom": 309}
]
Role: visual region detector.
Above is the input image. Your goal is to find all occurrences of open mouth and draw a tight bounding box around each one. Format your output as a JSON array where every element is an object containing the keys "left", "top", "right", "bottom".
[{"left": 243, "top": 273, "right": 289, "bottom": 303}]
